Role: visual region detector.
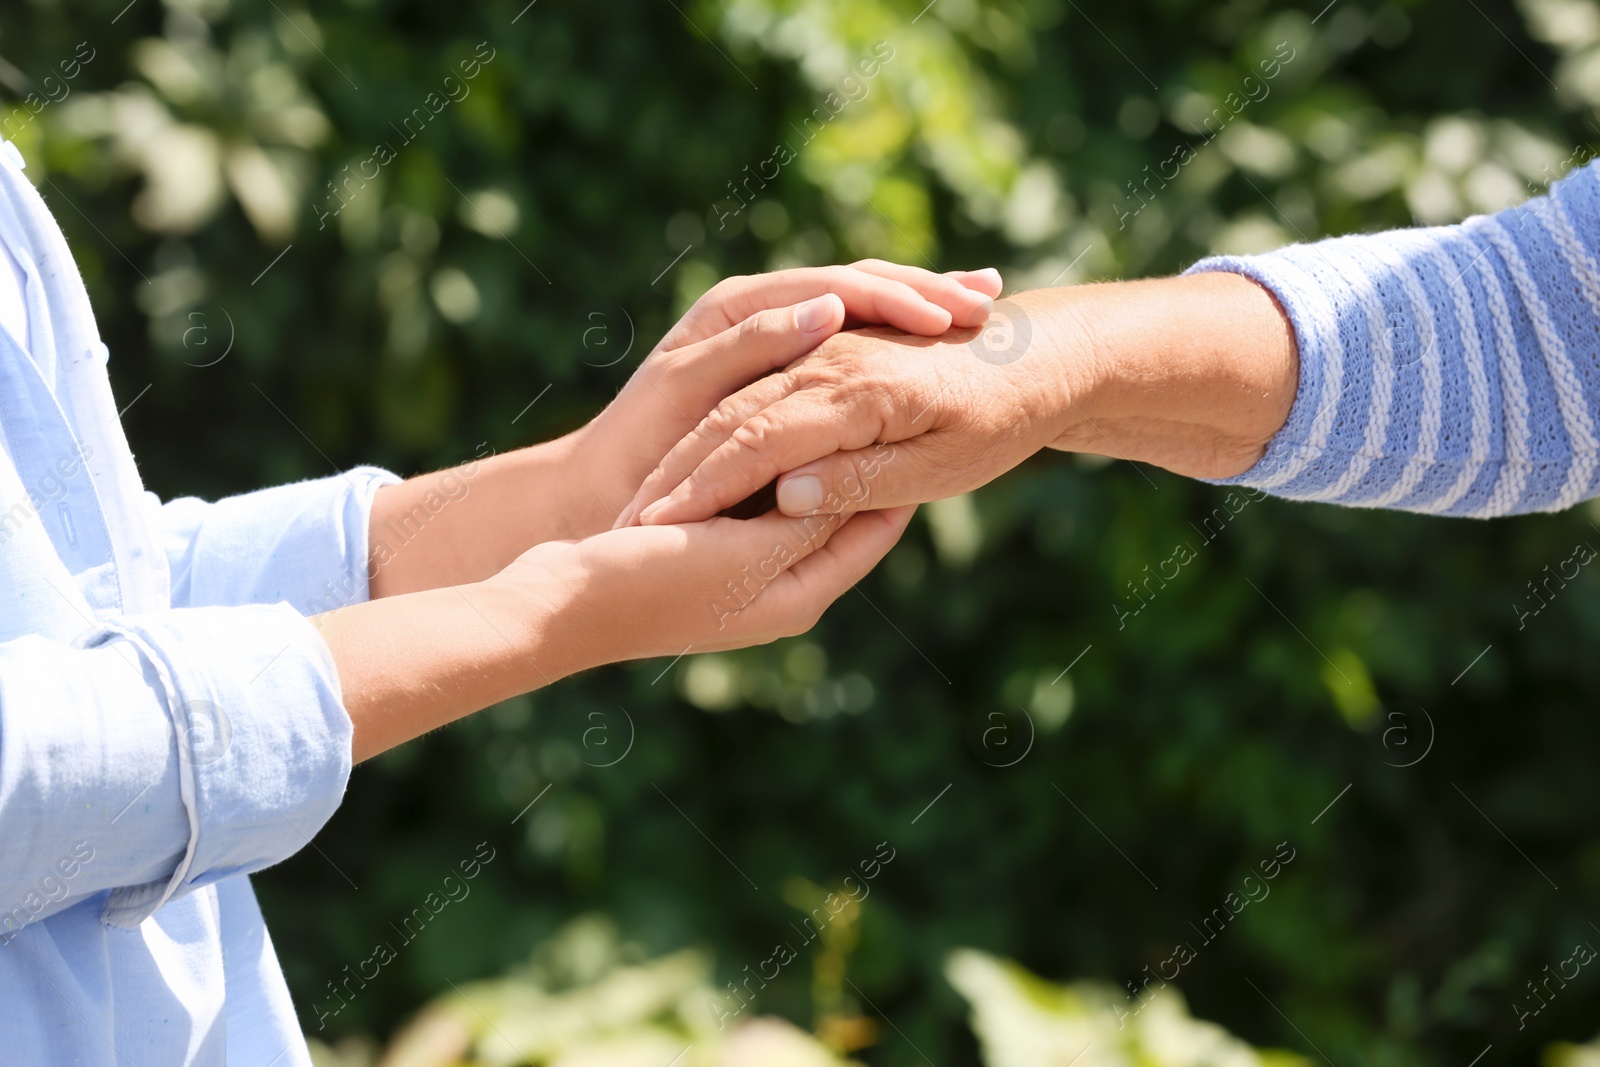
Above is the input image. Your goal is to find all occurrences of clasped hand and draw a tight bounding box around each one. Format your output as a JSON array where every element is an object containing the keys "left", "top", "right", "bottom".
[{"left": 491, "top": 260, "right": 1006, "bottom": 668}]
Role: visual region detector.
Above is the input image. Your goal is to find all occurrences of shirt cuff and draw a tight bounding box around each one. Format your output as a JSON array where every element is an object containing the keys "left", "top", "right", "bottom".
[
  {"left": 152, "top": 466, "right": 400, "bottom": 616},
  {"left": 88, "top": 602, "right": 352, "bottom": 927}
]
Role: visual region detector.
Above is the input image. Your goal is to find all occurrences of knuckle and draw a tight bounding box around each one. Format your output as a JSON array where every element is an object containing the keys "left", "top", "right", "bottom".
[
  {"left": 783, "top": 608, "right": 819, "bottom": 638},
  {"left": 699, "top": 398, "right": 745, "bottom": 440},
  {"left": 819, "top": 363, "right": 857, "bottom": 391},
  {"left": 737, "top": 311, "right": 774, "bottom": 345},
  {"left": 691, "top": 279, "right": 730, "bottom": 313},
  {"left": 867, "top": 384, "right": 902, "bottom": 427},
  {"left": 703, "top": 276, "right": 751, "bottom": 315},
  {"left": 837, "top": 453, "right": 874, "bottom": 507},
  {"left": 730, "top": 413, "right": 777, "bottom": 454},
  {"left": 656, "top": 347, "right": 694, "bottom": 374},
  {"left": 694, "top": 416, "right": 724, "bottom": 446},
  {"left": 697, "top": 415, "right": 729, "bottom": 444}
]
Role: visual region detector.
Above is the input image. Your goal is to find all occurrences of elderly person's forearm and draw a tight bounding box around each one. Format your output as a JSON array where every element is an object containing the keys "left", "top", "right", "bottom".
[
  {"left": 620, "top": 273, "right": 1299, "bottom": 523},
  {"left": 1013, "top": 273, "right": 1297, "bottom": 480},
  {"left": 628, "top": 161, "right": 1600, "bottom": 524}
]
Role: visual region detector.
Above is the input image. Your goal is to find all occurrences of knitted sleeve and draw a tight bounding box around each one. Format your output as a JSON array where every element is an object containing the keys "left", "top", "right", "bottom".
[{"left": 1186, "top": 159, "right": 1600, "bottom": 517}]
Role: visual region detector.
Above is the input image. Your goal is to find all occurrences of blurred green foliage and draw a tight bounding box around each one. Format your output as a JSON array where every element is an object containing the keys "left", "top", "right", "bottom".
[{"left": 8, "top": 0, "right": 1600, "bottom": 1063}]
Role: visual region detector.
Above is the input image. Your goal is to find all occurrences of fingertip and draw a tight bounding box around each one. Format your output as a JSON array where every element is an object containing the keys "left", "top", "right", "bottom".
[
  {"left": 822, "top": 291, "right": 847, "bottom": 328},
  {"left": 615, "top": 497, "right": 650, "bottom": 528},
  {"left": 776, "top": 471, "right": 824, "bottom": 516},
  {"left": 958, "top": 267, "right": 1004, "bottom": 298},
  {"left": 864, "top": 503, "right": 917, "bottom": 536},
  {"left": 958, "top": 296, "right": 996, "bottom": 328},
  {"left": 913, "top": 304, "right": 954, "bottom": 335},
  {"left": 795, "top": 292, "right": 845, "bottom": 335}
]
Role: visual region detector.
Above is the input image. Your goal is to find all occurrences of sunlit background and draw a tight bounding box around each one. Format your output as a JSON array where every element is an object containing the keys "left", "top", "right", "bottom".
[{"left": 9, "top": 0, "right": 1600, "bottom": 1063}]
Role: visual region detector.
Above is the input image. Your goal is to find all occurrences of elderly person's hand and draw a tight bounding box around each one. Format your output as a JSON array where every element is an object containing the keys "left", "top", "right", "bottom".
[
  {"left": 616, "top": 272, "right": 1300, "bottom": 525},
  {"left": 574, "top": 260, "right": 1000, "bottom": 526}
]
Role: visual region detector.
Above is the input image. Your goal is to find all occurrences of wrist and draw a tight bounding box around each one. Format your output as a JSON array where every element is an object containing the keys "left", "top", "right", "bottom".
[
  {"left": 1004, "top": 288, "right": 1107, "bottom": 449},
  {"left": 496, "top": 425, "right": 620, "bottom": 544},
  {"left": 318, "top": 572, "right": 588, "bottom": 762},
  {"left": 475, "top": 555, "right": 597, "bottom": 684},
  {"left": 558, "top": 412, "right": 647, "bottom": 537},
  {"left": 1022, "top": 273, "right": 1297, "bottom": 480}
]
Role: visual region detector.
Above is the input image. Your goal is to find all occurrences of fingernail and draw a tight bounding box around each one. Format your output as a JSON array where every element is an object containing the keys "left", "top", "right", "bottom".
[
  {"left": 963, "top": 296, "right": 995, "bottom": 326},
  {"left": 778, "top": 474, "right": 824, "bottom": 515},
  {"left": 795, "top": 296, "right": 835, "bottom": 333},
  {"left": 638, "top": 498, "right": 670, "bottom": 524},
  {"left": 971, "top": 267, "right": 1002, "bottom": 285}
]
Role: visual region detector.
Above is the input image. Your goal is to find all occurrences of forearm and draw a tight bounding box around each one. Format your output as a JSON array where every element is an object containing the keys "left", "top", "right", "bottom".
[
  {"left": 1072, "top": 160, "right": 1600, "bottom": 517},
  {"left": 313, "top": 575, "right": 583, "bottom": 763},
  {"left": 1020, "top": 272, "right": 1299, "bottom": 481},
  {"left": 632, "top": 172, "right": 1600, "bottom": 523},
  {"left": 626, "top": 273, "right": 1298, "bottom": 525},
  {"left": 367, "top": 428, "right": 610, "bottom": 599},
  {"left": 319, "top": 506, "right": 909, "bottom": 763}
]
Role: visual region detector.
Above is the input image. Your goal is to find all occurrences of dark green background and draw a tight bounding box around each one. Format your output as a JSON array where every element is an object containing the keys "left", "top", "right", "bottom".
[{"left": 5, "top": 0, "right": 1600, "bottom": 1062}]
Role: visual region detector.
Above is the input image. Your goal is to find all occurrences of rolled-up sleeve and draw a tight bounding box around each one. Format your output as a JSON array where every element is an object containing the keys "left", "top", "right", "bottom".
[
  {"left": 143, "top": 466, "right": 399, "bottom": 615},
  {"left": 3, "top": 466, "right": 396, "bottom": 936},
  {"left": 0, "top": 599, "right": 350, "bottom": 933}
]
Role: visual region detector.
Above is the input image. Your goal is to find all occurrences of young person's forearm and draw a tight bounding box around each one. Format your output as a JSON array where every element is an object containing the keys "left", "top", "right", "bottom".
[
  {"left": 1021, "top": 272, "right": 1299, "bottom": 480},
  {"left": 367, "top": 429, "right": 609, "bottom": 600},
  {"left": 366, "top": 264, "right": 1005, "bottom": 601},
  {"left": 313, "top": 573, "right": 581, "bottom": 763},
  {"left": 319, "top": 504, "right": 913, "bottom": 763}
]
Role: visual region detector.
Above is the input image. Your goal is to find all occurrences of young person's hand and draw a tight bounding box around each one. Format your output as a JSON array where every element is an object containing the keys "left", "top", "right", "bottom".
[
  {"left": 366, "top": 261, "right": 997, "bottom": 599},
  {"left": 504, "top": 505, "right": 917, "bottom": 665},
  {"left": 320, "top": 505, "right": 915, "bottom": 761}
]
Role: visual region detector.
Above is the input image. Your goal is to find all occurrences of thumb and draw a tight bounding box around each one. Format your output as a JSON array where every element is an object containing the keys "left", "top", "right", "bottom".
[
  {"left": 774, "top": 442, "right": 935, "bottom": 517},
  {"left": 676, "top": 292, "right": 844, "bottom": 396}
]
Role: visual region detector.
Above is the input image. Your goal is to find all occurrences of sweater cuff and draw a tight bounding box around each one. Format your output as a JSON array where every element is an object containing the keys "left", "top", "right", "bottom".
[{"left": 1183, "top": 253, "right": 1339, "bottom": 493}]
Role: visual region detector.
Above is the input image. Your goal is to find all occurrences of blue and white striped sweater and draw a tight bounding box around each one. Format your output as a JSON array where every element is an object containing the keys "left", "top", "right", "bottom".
[{"left": 1189, "top": 158, "right": 1600, "bottom": 517}]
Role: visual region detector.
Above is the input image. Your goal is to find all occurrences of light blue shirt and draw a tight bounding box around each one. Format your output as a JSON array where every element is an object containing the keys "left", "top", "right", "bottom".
[{"left": 0, "top": 141, "right": 396, "bottom": 1064}]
